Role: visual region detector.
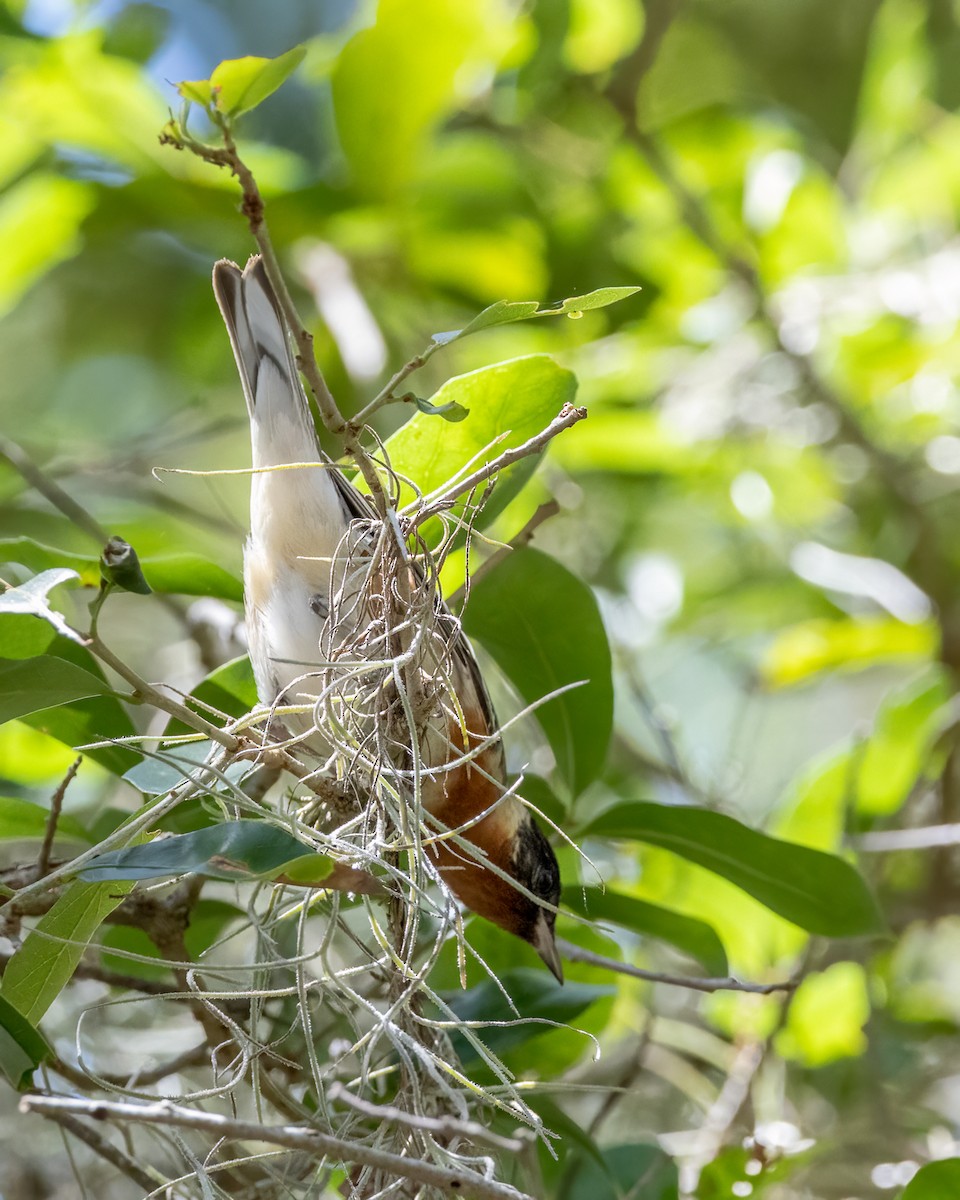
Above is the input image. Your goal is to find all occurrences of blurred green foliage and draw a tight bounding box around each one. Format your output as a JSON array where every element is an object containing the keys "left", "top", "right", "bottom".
[{"left": 1, "top": 0, "right": 960, "bottom": 1196}]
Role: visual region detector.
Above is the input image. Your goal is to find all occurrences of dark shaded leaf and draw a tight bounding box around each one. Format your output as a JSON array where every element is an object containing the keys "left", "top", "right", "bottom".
[
  {"left": 77, "top": 821, "right": 332, "bottom": 884},
  {"left": 0, "top": 994, "right": 49, "bottom": 1089},
  {"left": 443, "top": 968, "right": 612, "bottom": 1063},
  {"left": 464, "top": 548, "right": 612, "bottom": 795},
  {"left": 563, "top": 886, "right": 728, "bottom": 975},
  {"left": 0, "top": 796, "right": 90, "bottom": 844},
  {"left": 566, "top": 1144, "right": 678, "bottom": 1200},
  {"left": 0, "top": 656, "right": 113, "bottom": 724}
]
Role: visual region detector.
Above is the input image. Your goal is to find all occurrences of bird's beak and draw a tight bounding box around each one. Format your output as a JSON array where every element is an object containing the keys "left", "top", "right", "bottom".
[{"left": 531, "top": 912, "right": 564, "bottom": 984}]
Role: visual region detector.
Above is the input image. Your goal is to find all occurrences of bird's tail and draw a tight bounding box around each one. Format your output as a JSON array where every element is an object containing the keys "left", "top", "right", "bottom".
[{"left": 212, "top": 256, "right": 318, "bottom": 469}]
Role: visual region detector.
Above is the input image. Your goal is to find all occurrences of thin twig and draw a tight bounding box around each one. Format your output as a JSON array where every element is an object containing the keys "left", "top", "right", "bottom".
[
  {"left": 53, "top": 1042, "right": 212, "bottom": 1091},
  {"left": 35, "top": 1105, "right": 163, "bottom": 1193},
  {"left": 349, "top": 343, "right": 442, "bottom": 430},
  {"left": 0, "top": 437, "right": 108, "bottom": 544},
  {"left": 449, "top": 500, "right": 560, "bottom": 607},
  {"left": 412, "top": 405, "right": 587, "bottom": 527},
  {"left": 20, "top": 1095, "right": 535, "bottom": 1200},
  {"left": 37, "top": 756, "right": 81, "bottom": 879},
  {"left": 557, "top": 940, "right": 796, "bottom": 995},
  {"left": 85, "top": 630, "right": 239, "bottom": 751},
  {"left": 328, "top": 1081, "right": 524, "bottom": 1153}
]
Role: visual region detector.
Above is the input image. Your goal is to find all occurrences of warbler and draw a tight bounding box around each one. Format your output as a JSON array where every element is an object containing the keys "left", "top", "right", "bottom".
[{"left": 213, "top": 256, "right": 563, "bottom": 981}]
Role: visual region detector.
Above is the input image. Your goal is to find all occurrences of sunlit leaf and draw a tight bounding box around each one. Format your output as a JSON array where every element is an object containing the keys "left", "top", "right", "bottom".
[
  {"left": 0, "top": 569, "right": 82, "bottom": 644},
  {"left": 775, "top": 962, "right": 870, "bottom": 1067},
  {"left": 332, "top": 0, "right": 519, "bottom": 196},
  {"left": 177, "top": 78, "right": 213, "bottom": 106},
  {"left": 857, "top": 671, "right": 951, "bottom": 816},
  {"left": 563, "top": 887, "right": 728, "bottom": 974},
  {"left": 434, "top": 300, "right": 540, "bottom": 343},
  {"left": 1, "top": 879, "right": 134, "bottom": 1023},
  {"left": 0, "top": 994, "right": 49, "bottom": 1089},
  {"left": 0, "top": 173, "right": 95, "bottom": 317},
  {"left": 761, "top": 616, "right": 936, "bottom": 687},
  {"left": 550, "top": 285, "right": 641, "bottom": 314},
  {"left": 435, "top": 287, "right": 640, "bottom": 344},
  {"left": 464, "top": 548, "right": 612, "bottom": 795},
  {"left": 208, "top": 46, "right": 306, "bottom": 117},
  {"left": 580, "top": 803, "right": 883, "bottom": 937},
  {"left": 383, "top": 355, "right": 578, "bottom": 536}
]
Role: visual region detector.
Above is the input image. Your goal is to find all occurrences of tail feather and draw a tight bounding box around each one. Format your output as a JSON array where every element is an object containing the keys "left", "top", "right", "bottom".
[{"left": 213, "top": 257, "right": 317, "bottom": 467}]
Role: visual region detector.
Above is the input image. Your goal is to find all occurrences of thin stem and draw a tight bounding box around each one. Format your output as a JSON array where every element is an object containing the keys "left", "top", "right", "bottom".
[
  {"left": 349, "top": 342, "right": 441, "bottom": 430},
  {"left": 37, "top": 756, "right": 81, "bottom": 880},
  {"left": 86, "top": 630, "right": 239, "bottom": 751},
  {"left": 557, "top": 939, "right": 796, "bottom": 995}
]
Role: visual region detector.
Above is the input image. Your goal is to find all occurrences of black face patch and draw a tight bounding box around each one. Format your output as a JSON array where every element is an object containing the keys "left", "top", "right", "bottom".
[{"left": 510, "top": 817, "right": 561, "bottom": 937}]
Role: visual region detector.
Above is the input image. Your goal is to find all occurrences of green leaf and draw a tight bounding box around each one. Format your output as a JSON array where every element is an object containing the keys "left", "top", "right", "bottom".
[
  {"left": 580, "top": 803, "right": 883, "bottom": 938},
  {"left": 775, "top": 962, "right": 870, "bottom": 1066},
  {"left": 434, "top": 288, "right": 640, "bottom": 344},
  {"left": 411, "top": 395, "right": 469, "bottom": 422},
  {"left": 0, "top": 994, "right": 49, "bottom": 1089},
  {"left": 562, "top": 887, "right": 728, "bottom": 975},
  {"left": 434, "top": 300, "right": 541, "bottom": 343},
  {"left": 77, "top": 821, "right": 332, "bottom": 884},
  {"left": 0, "top": 538, "right": 242, "bottom": 601},
  {"left": 550, "top": 285, "right": 641, "bottom": 314},
  {"left": 177, "top": 78, "right": 213, "bottom": 106},
  {"left": 0, "top": 613, "right": 55, "bottom": 659},
  {"left": 1, "top": 879, "right": 134, "bottom": 1023},
  {"left": 566, "top": 1144, "right": 678, "bottom": 1200},
  {"left": 0, "top": 569, "right": 82, "bottom": 644},
  {"left": 0, "top": 656, "right": 113, "bottom": 724},
  {"left": 22, "top": 694, "right": 138, "bottom": 777},
  {"left": 901, "top": 1160, "right": 960, "bottom": 1198},
  {"left": 0, "top": 797, "right": 90, "bottom": 844},
  {"left": 384, "top": 355, "right": 578, "bottom": 537},
  {"left": 331, "top": 0, "right": 517, "bottom": 197},
  {"left": 209, "top": 46, "right": 306, "bottom": 117},
  {"left": 443, "top": 968, "right": 613, "bottom": 1063},
  {"left": 463, "top": 548, "right": 612, "bottom": 795}
]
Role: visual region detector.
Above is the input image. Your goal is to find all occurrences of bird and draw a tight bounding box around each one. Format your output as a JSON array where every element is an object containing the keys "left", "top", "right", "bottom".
[{"left": 212, "top": 255, "right": 563, "bottom": 982}]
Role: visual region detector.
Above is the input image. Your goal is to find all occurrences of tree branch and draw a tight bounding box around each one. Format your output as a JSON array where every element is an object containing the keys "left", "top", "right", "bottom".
[{"left": 20, "top": 1095, "right": 535, "bottom": 1200}]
